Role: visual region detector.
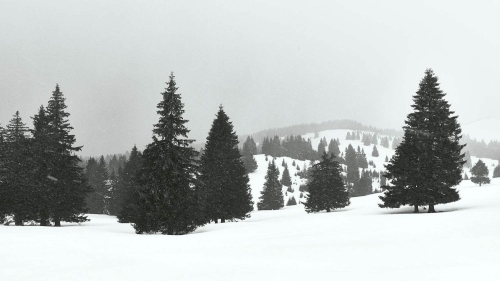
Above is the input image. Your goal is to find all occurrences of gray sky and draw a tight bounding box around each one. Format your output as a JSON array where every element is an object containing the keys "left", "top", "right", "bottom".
[{"left": 1, "top": 0, "right": 499, "bottom": 156}]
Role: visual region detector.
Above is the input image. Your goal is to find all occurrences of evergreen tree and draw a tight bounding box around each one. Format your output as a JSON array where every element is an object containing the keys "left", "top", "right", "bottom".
[
  {"left": 345, "top": 144, "right": 359, "bottom": 192},
  {"left": 379, "top": 69, "right": 465, "bottom": 213},
  {"left": 463, "top": 172, "right": 469, "bottom": 180},
  {"left": 357, "top": 152, "right": 368, "bottom": 169},
  {"left": 0, "top": 111, "right": 34, "bottom": 225},
  {"left": 317, "top": 141, "right": 326, "bottom": 157},
  {"left": 200, "top": 105, "right": 253, "bottom": 223},
  {"left": 372, "top": 133, "right": 379, "bottom": 145},
  {"left": 132, "top": 73, "right": 203, "bottom": 234},
  {"left": 385, "top": 155, "right": 389, "bottom": 162},
  {"left": 380, "top": 174, "right": 387, "bottom": 188},
  {"left": 286, "top": 196, "right": 297, "bottom": 206},
  {"left": 353, "top": 170, "right": 372, "bottom": 197},
  {"left": 328, "top": 139, "right": 340, "bottom": 157},
  {"left": 281, "top": 164, "right": 292, "bottom": 187},
  {"left": 258, "top": 160, "right": 284, "bottom": 210},
  {"left": 303, "top": 153, "right": 350, "bottom": 213},
  {"left": 470, "top": 160, "right": 490, "bottom": 186},
  {"left": 362, "top": 134, "right": 371, "bottom": 146},
  {"left": 372, "top": 145, "right": 379, "bottom": 157},
  {"left": 85, "top": 156, "right": 108, "bottom": 214},
  {"left": 116, "top": 145, "right": 143, "bottom": 222},
  {"left": 380, "top": 137, "right": 389, "bottom": 148},
  {"left": 242, "top": 136, "right": 258, "bottom": 173},
  {"left": 493, "top": 164, "right": 500, "bottom": 178},
  {"left": 346, "top": 132, "right": 351, "bottom": 140}
]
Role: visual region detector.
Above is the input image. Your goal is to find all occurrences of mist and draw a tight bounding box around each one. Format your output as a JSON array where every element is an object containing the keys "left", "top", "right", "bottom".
[{"left": 1, "top": 0, "right": 498, "bottom": 156}]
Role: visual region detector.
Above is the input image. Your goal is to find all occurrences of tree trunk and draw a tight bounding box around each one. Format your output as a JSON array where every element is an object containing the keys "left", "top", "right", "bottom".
[
  {"left": 40, "top": 212, "right": 49, "bottom": 226},
  {"left": 221, "top": 218, "right": 225, "bottom": 223},
  {"left": 326, "top": 208, "right": 330, "bottom": 213},
  {"left": 413, "top": 205, "right": 419, "bottom": 213},
  {"left": 214, "top": 218, "right": 218, "bottom": 224},
  {"left": 14, "top": 215, "right": 23, "bottom": 226},
  {"left": 428, "top": 204, "right": 436, "bottom": 213},
  {"left": 54, "top": 218, "right": 61, "bottom": 227}
]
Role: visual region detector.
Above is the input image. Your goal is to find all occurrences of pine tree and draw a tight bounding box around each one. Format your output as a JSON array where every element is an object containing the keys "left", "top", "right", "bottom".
[
  {"left": 286, "top": 196, "right": 297, "bottom": 206},
  {"left": 242, "top": 136, "right": 258, "bottom": 173},
  {"left": 317, "top": 141, "right": 326, "bottom": 157},
  {"left": 493, "top": 164, "right": 500, "bottom": 178},
  {"left": 353, "top": 170, "right": 372, "bottom": 197},
  {"left": 463, "top": 172, "right": 469, "bottom": 180},
  {"left": 200, "top": 105, "right": 253, "bottom": 224},
  {"left": 85, "top": 156, "right": 108, "bottom": 214},
  {"left": 345, "top": 144, "right": 359, "bottom": 193},
  {"left": 464, "top": 151, "right": 472, "bottom": 168},
  {"left": 379, "top": 69, "right": 465, "bottom": 213},
  {"left": 1, "top": 111, "right": 34, "bottom": 225},
  {"left": 362, "top": 134, "right": 371, "bottom": 146},
  {"left": 116, "top": 145, "right": 143, "bottom": 222},
  {"left": 346, "top": 132, "right": 351, "bottom": 140},
  {"left": 258, "top": 160, "right": 284, "bottom": 210},
  {"left": 281, "top": 164, "right": 292, "bottom": 187},
  {"left": 381, "top": 137, "right": 389, "bottom": 148},
  {"left": 372, "top": 145, "right": 379, "bottom": 157},
  {"left": 470, "top": 160, "right": 490, "bottom": 186},
  {"left": 303, "top": 153, "right": 350, "bottom": 213},
  {"left": 385, "top": 155, "right": 389, "bottom": 162},
  {"left": 328, "top": 139, "right": 340, "bottom": 157},
  {"left": 132, "top": 73, "right": 203, "bottom": 234}
]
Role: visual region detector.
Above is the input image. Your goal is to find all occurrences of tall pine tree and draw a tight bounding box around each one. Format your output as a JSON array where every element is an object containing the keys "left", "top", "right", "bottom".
[
  {"left": 380, "top": 69, "right": 465, "bottom": 213},
  {"left": 132, "top": 73, "right": 203, "bottom": 234},
  {"left": 200, "top": 106, "right": 253, "bottom": 223}
]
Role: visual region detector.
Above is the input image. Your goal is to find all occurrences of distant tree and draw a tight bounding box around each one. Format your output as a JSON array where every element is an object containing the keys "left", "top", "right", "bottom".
[
  {"left": 328, "top": 139, "right": 340, "bottom": 157},
  {"left": 380, "top": 174, "right": 387, "bottom": 187},
  {"left": 200, "top": 105, "right": 253, "bottom": 224},
  {"left": 346, "top": 132, "right": 352, "bottom": 140},
  {"left": 242, "top": 136, "right": 258, "bottom": 173},
  {"left": 281, "top": 164, "right": 292, "bottom": 187},
  {"left": 463, "top": 172, "right": 469, "bottom": 180},
  {"left": 281, "top": 159, "right": 286, "bottom": 167},
  {"left": 493, "top": 165, "right": 500, "bottom": 178},
  {"left": 362, "top": 134, "right": 371, "bottom": 146},
  {"left": 352, "top": 170, "right": 372, "bottom": 197},
  {"left": 317, "top": 141, "right": 326, "bottom": 157},
  {"left": 292, "top": 160, "right": 296, "bottom": 166},
  {"left": 258, "top": 160, "right": 284, "bottom": 210},
  {"left": 385, "top": 155, "right": 389, "bottom": 162},
  {"left": 85, "top": 156, "right": 109, "bottom": 214},
  {"left": 286, "top": 196, "right": 297, "bottom": 206},
  {"left": 372, "top": 145, "right": 379, "bottom": 157},
  {"left": 470, "top": 160, "right": 490, "bottom": 186},
  {"left": 371, "top": 133, "right": 379, "bottom": 145},
  {"left": 132, "top": 73, "right": 203, "bottom": 234},
  {"left": 357, "top": 152, "right": 368, "bottom": 169},
  {"left": 303, "top": 153, "right": 350, "bottom": 213},
  {"left": 345, "top": 144, "right": 359, "bottom": 192},
  {"left": 380, "top": 137, "right": 389, "bottom": 148},
  {"left": 115, "top": 145, "right": 143, "bottom": 222}
]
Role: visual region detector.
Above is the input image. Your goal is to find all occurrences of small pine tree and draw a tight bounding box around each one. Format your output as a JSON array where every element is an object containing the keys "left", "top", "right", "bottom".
[
  {"left": 303, "top": 153, "right": 350, "bottom": 213},
  {"left": 258, "top": 160, "right": 284, "bottom": 210},
  {"left": 292, "top": 160, "right": 296, "bottom": 166},
  {"left": 286, "top": 196, "right": 297, "bottom": 206},
  {"left": 282, "top": 159, "right": 286, "bottom": 167},
  {"left": 281, "top": 164, "right": 292, "bottom": 187},
  {"left": 470, "top": 160, "right": 490, "bottom": 186},
  {"left": 463, "top": 172, "right": 469, "bottom": 180},
  {"left": 385, "top": 155, "right": 389, "bottom": 162},
  {"left": 372, "top": 145, "right": 379, "bottom": 157},
  {"left": 493, "top": 165, "right": 500, "bottom": 178}
]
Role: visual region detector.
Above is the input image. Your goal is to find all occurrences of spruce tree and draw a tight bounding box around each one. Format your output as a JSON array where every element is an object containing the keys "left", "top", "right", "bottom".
[
  {"left": 85, "top": 156, "right": 108, "bottom": 214},
  {"left": 200, "top": 106, "right": 253, "bottom": 223},
  {"left": 303, "top": 153, "right": 350, "bottom": 213},
  {"left": 286, "top": 196, "right": 297, "bottom": 206},
  {"left": 116, "top": 145, "right": 143, "bottom": 222},
  {"left": 354, "top": 170, "right": 372, "bottom": 197},
  {"left": 1, "top": 111, "right": 34, "bottom": 225},
  {"left": 493, "top": 164, "right": 500, "bottom": 178},
  {"left": 242, "top": 136, "right": 258, "bottom": 173},
  {"left": 132, "top": 73, "right": 203, "bottom": 234},
  {"left": 345, "top": 144, "right": 359, "bottom": 193},
  {"left": 379, "top": 69, "right": 465, "bottom": 213},
  {"left": 372, "top": 145, "right": 379, "bottom": 157},
  {"left": 328, "top": 139, "right": 340, "bottom": 157},
  {"left": 470, "top": 160, "right": 490, "bottom": 186},
  {"left": 281, "top": 164, "right": 292, "bottom": 187},
  {"left": 258, "top": 160, "right": 284, "bottom": 210}
]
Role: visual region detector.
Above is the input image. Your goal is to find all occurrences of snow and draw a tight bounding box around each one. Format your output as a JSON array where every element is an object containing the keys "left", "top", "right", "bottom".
[
  {"left": 2, "top": 180, "right": 500, "bottom": 280},
  {"left": 2, "top": 129, "right": 500, "bottom": 280},
  {"left": 462, "top": 117, "right": 500, "bottom": 143}
]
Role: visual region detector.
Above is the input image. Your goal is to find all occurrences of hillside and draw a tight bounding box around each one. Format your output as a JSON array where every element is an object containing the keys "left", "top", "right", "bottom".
[{"left": 462, "top": 117, "right": 500, "bottom": 143}]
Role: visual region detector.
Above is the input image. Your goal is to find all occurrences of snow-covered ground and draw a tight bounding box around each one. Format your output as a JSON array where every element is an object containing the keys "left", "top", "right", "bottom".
[
  {"left": 2, "top": 129, "right": 499, "bottom": 281},
  {"left": 2, "top": 179, "right": 499, "bottom": 281},
  {"left": 462, "top": 116, "right": 500, "bottom": 143}
]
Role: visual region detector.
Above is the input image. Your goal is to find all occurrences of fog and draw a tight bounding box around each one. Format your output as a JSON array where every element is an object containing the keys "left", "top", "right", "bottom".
[{"left": 1, "top": 0, "right": 498, "bottom": 156}]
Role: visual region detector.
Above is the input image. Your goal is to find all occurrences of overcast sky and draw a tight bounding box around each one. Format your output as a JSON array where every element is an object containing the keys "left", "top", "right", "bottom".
[{"left": 1, "top": 0, "right": 499, "bottom": 156}]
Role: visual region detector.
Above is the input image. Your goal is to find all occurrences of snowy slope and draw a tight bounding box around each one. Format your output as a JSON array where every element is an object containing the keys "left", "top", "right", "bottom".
[
  {"left": 2, "top": 180, "right": 500, "bottom": 281},
  {"left": 462, "top": 117, "right": 500, "bottom": 143}
]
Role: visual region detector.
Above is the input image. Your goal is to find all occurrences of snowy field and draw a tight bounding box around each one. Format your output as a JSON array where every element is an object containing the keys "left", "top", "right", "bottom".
[
  {"left": 2, "top": 129, "right": 499, "bottom": 281},
  {"left": 2, "top": 179, "right": 500, "bottom": 281}
]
